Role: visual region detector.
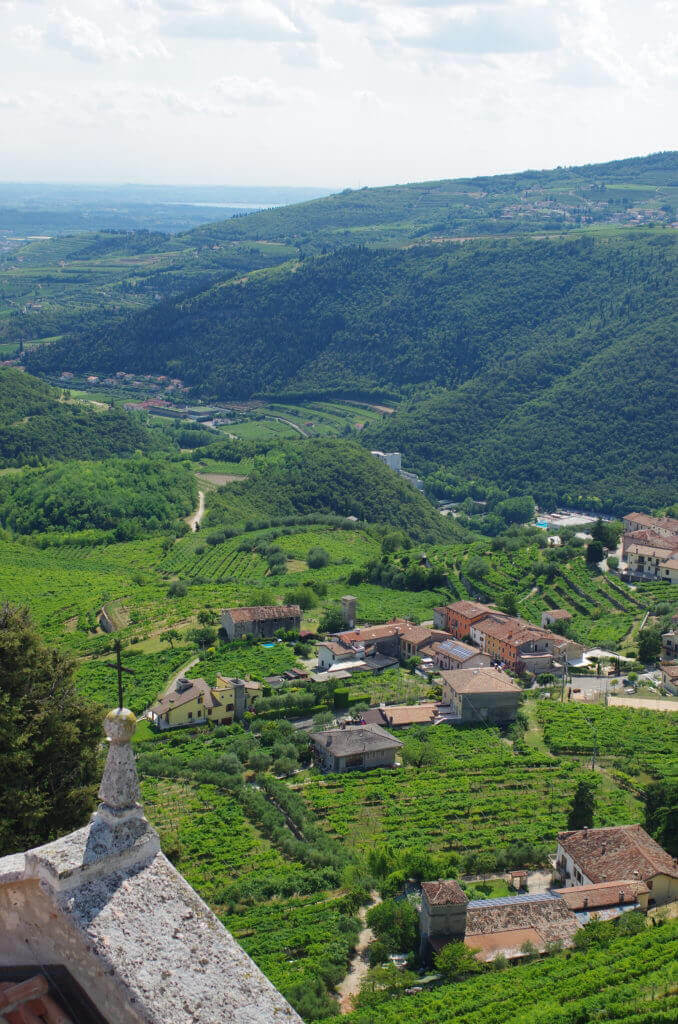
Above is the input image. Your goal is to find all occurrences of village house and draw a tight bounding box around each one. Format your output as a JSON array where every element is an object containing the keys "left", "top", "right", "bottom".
[
  {"left": 319, "top": 619, "right": 452, "bottom": 675},
  {"left": 0, "top": 707, "right": 303, "bottom": 1024},
  {"left": 440, "top": 667, "right": 522, "bottom": 723},
  {"left": 661, "top": 629, "right": 678, "bottom": 661},
  {"left": 660, "top": 662, "right": 678, "bottom": 695},
  {"left": 147, "top": 674, "right": 260, "bottom": 730},
  {"left": 553, "top": 880, "right": 649, "bottom": 923},
  {"left": 310, "top": 723, "right": 403, "bottom": 772},
  {"left": 623, "top": 512, "right": 678, "bottom": 539},
  {"left": 221, "top": 603, "right": 301, "bottom": 641},
  {"left": 421, "top": 637, "right": 491, "bottom": 672},
  {"left": 555, "top": 825, "right": 678, "bottom": 907},
  {"left": 433, "top": 600, "right": 496, "bottom": 638},
  {"left": 419, "top": 882, "right": 581, "bottom": 964}
]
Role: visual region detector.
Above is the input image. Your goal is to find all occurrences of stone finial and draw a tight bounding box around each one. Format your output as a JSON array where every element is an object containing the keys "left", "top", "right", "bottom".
[{"left": 97, "top": 707, "right": 142, "bottom": 822}]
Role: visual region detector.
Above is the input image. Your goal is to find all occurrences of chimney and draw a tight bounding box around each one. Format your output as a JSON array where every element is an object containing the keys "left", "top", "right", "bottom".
[
  {"left": 601, "top": 844, "right": 606, "bottom": 855},
  {"left": 619, "top": 890, "right": 625, "bottom": 904},
  {"left": 583, "top": 897, "right": 589, "bottom": 909},
  {"left": 583, "top": 827, "right": 588, "bottom": 837},
  {"left": 633, "top": 870, "right": 639, "bottom": 879}
]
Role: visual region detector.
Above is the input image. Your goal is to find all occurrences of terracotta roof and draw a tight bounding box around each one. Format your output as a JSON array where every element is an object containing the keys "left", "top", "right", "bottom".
[
  {"left": 547, "top": 609, "right": 573, "bottom": 620},
  {"left": 624, "top": 513, "right": 678, "bottom": 533},
  {"left": 463, "top": 927, "right": 545, "bottom": 961},
  {"left": 336, "top": 619, "right": 409, "bottom": 644},
  {"left": 479, "top": 618, "right": 553, "bottom": 647},
  {"left": 440, "top": 667, "right": 521, "bottom": 694},
  {"left": 309, "top": 723, "right": 403, "bottom": 756},
  {"left": 447, "top": 600, "right": 495, "bottom": 620},
  {"left": 365, "top": 703, "right": 438, "bottom": 727},
  {"left": 465, "top": 893, "right": 580, "bottom": 948},
  {"left": 661, "top": 558, "right": 678, "bottom": 570},
  {"left": 554, "top": 880, "right": 649, "bottom": 911},
  {"left": 661, "top": 664, "right": 678, "bottom": 679},
  {"left": 149, "top": 677, "right": 220, "bottom": 716},
  {"left": 320, "top": 640, "right": 354, "bottom": 657},
  {"left": 421, "top": 879, "right": 468, "bottom": 905},
  {"left": 557, "top": 825, "right": 678, "bottom": 883},
  {"left": 224, "top": 604, "right": 301, "bottom": 622}
]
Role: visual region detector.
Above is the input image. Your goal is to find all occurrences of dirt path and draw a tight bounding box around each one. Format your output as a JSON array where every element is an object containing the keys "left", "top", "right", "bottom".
[
  {"left": 336, "top": 892, "right": 381, "bottom": 1013},
  {"left": 186, "top": 490, "right": 205, "bottom": 532},
  {"left": 265, "top": 415, "right": 309, "bottom": 437}
]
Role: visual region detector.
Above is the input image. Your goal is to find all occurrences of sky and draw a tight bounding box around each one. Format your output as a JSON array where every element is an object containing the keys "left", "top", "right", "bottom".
[{"left": 1, "top": 0, "right": 676, "bottom": 187}]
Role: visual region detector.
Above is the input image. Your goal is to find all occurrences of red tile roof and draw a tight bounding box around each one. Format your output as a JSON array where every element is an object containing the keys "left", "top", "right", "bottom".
[
  {"left": 554, "top": 880, "right": 649, "bottom": 911},
  {"left": 149, "top": 677, "right": 220, "bottom": 715},
  {"left": 441, "top": 667, "right": 521, "bottom": 694},
  {"left": 558, "top": 825, "right": 678, "bottom": 883},
  {"left": 447, "top": 600, "right": 496, "bottom": 620},
  {"left": 547, "top": 609, "right": 573, "bottom": 620},
  {"left": 421, "top": 879, "right": 468, "bottom": 905}
]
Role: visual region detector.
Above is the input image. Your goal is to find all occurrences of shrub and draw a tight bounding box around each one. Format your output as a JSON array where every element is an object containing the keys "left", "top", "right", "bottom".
[
  {"left": 168, "top": 579, "right": 188, "bottom": 597},
  {"left": 308, "top": 546, "right": 330, "bottom": 569}
]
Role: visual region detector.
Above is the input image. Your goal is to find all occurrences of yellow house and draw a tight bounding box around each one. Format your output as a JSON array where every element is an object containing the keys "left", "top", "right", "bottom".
[{"left": 148, "top": 675, "right": 261, "bottom": 730}]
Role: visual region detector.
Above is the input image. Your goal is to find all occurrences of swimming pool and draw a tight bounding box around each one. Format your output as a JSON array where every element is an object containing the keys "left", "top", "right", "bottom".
[
  {"left": 261, "top": 642, "right": 277, "bottom": 648},
  {"left": 536, "top": 519, "right": 548, "bottom": 529}
]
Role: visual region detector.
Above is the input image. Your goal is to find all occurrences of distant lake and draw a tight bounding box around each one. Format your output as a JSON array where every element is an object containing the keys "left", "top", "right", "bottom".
[{"left": 167, "top": 201, "right": 279, "bottom": 209}]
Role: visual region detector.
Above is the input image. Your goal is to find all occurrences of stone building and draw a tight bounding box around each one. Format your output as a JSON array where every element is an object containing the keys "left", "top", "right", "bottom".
[
  {"left": 221, "top": 604, "right": 301, "bottom": 641},
  {"left": 440, "top": 667, "right": 522, "bottom": 723},
  {"left": 0, "top": 707, "right": 303, "bottom": 1024}
]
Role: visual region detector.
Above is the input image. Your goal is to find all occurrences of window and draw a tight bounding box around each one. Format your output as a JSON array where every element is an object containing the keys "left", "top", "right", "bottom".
[
  {"left": 647, "top": 880, "right": 653, "bottom": 890},
  {"left": 207, "top": 708, "right": 212, "bottom": 716},
  {"left": 188, "top": 712, "right": 193, "bottom": 719}
]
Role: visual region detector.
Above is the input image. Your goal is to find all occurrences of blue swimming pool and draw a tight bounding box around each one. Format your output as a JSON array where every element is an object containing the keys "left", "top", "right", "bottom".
[
  {"left": 261, "top": 642, "right": 276, "bottom": 648},
  {"left": 536, "top": 519, "right": 548, "bottom": 529}
]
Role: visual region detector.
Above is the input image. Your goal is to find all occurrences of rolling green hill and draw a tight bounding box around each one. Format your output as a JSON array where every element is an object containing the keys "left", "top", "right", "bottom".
[
  {"left": 0, "top": 369, "right": 166, "bottom": 467},
  {"left": 206, "top": 439, "right": 457, "bottom": 543},
  {"left": 185, "top": 150, "right": 678, "bottom": 250}
]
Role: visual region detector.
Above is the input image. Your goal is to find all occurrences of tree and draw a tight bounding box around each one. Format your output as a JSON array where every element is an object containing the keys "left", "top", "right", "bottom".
[
  {"left": 366, "top": 899, "right": 418, "bottom": 953},
  {"left": 248, "top": 750, "right": 272, "bottom": 772},
  {"left": 307, "top": 546, "right": 330, "bottom": 569},
  {"left": 567, "top": 776, "right": 597, "bottom": 830},
  {"left": 319, "top": 607, "right": 344, "bottom": 634},
  {"left": 168, "top": 579, "right": 188, "bottom": 598},
  {"left": 197, "top": 609, "right": 218, "bottom": 626},
  {"left": 434, "top": 941, "right": 482, "bottom": 980},
  {"left": 498, "top": 591, "right": 519, "bottom": 616},
  {"left": 188, "top": 626, "right": 217, "bottom": 650},
  {"left": 356, "top": 964, "right": 417, "bottom": 1007},
  {"left": 637, "top": 626, "right": 661, "bottom": 664},
  {"left": 160, "top": 628, "right": 180, "bottom": 649},
  {"left": 607, "top": 555, "right": 619, "bottom": 570},
  {"left": 0, "top": 604, "right": 103, "bottom": 856},
  {"left": 586, "top": 540, "right": 604, "bottom": 565},
  {"left": 644, "top": 780, "right": 678, "bottom": 855}
]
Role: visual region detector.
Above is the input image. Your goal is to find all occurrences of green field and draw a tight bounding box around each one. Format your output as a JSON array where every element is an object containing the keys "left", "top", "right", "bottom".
[{"left": 300, "top": 725, "right": 640, "bottom": 863}]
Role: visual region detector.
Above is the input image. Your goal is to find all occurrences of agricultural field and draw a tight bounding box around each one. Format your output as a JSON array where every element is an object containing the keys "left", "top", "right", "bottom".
[
  {"left": 536, "top": 702, "right": 678, "bottom": 782},
  {"left": 300, "top": 725, "right": 640, "bottom": 863},
  {"left": 345, "top": 667, "right": 433, "bottom": 706},
  {"left": 324, "top": 920, "right": 678, "bottom": 1024}
]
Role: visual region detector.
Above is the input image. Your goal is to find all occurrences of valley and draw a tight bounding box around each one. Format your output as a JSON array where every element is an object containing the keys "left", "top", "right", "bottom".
[{"left": 1, "top": 152, "right": 677, "bottom": 1024}]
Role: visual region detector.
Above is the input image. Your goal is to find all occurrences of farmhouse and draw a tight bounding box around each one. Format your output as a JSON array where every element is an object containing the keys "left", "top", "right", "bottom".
[
  {"left": 147, "top": 674, "right": 260, "bottom": 729},
  {"left": 221, "top": 603, "right": 301, "bottom": 641},
  {"left": 419, "top": 883, "right": 581, "bottom": 964},
  {"left": 440, "top": 667, "right": 522, "bottom": 723},
  {"left": 555, "top": 825, "right": 678, "bottom": 907},
  {"left": 310, "top": 723, "right": 403, "bottom": 772},
  {"left": 0, "top": 707, "right": 302, "bottom": 1024}
]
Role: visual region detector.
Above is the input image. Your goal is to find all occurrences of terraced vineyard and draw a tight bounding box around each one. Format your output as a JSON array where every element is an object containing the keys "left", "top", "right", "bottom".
[
  {"left": 301, "top": 726, "right": 639, "bottom": 860},
  {"left": 536, "top": 702, "right": 678, "bottom": 782},
  {"left": 324, "top": 920, "right": 678, "bottom": 1024},
  {"left": 160, "top": 535, "right": 267, "bottom": 582}
]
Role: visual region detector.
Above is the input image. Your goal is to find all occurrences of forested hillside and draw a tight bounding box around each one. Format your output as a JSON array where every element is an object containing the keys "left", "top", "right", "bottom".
[
  {"left": 206, "top": 440, "right": 457, "bottom": 543},
  {"left": 0, "top": 369, "right": 165, "bottom": 466}
]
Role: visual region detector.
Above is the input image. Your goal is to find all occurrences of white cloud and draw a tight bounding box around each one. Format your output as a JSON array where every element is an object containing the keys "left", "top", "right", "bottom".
[
  {"left": 44, "top": 6, "right": 169, "bottom": 61},
  {"left": 215, "top": 74, "right": 315, "bottom": 105},
  {"left": 399, "top": 8, "right": 561, "bottom": 54},
  {"left": 549, "top": 54, "right": 616, "bottom": 87},
  {"left": 160, "top": 0, "right": 312, "bottom": 41},
  {"left": 11, "top": 23, "right": 43, "bottom": 48}
]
